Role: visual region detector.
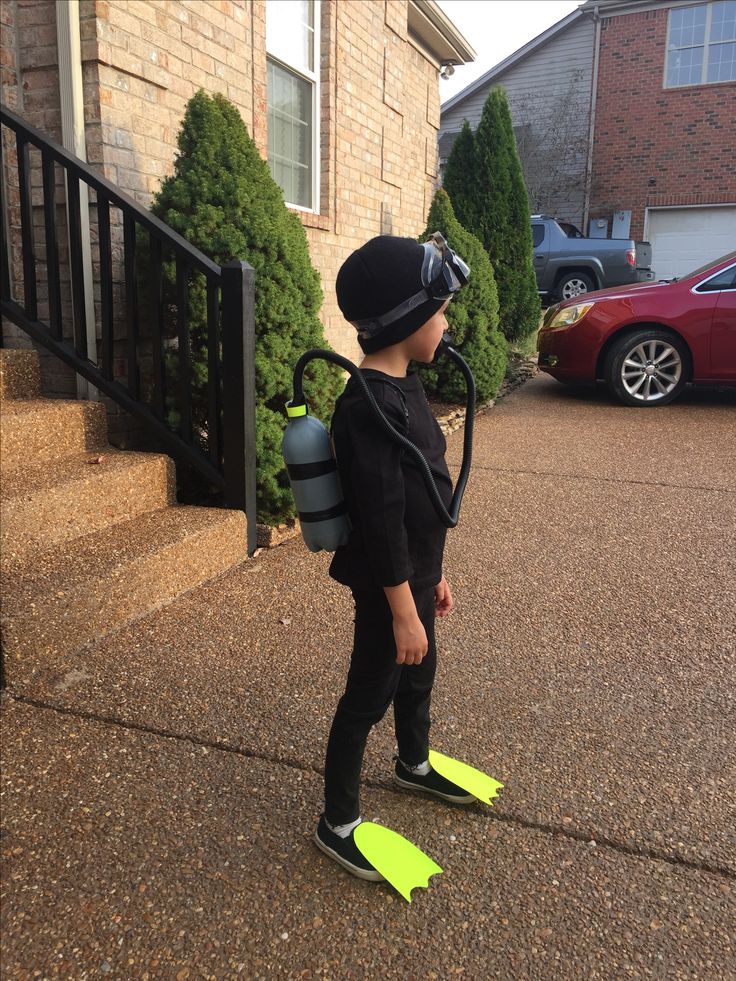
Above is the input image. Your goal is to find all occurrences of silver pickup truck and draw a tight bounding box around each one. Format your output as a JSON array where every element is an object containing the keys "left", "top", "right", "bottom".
[{"left": 532, "top": 215, "right": 655, "bottom": 302}]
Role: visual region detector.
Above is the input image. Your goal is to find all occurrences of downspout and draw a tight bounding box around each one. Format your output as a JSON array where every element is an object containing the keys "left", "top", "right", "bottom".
[
  {"left": 582, "top": 5, "right": 601, "bottom": 234},
  {"left": 56, "top": 0, "right": 97, "bottom": 399}
]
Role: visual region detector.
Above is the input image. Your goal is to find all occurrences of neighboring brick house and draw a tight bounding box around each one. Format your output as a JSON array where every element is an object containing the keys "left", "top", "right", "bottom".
[
  {"left": 585, "top": 0, "right": 736, "bottom": 276},
  {"left": 1, "top": 0, "right": 473, "bottom": 417},
  {"left": 440, "top": 0, "right": 736, "bottom": 280}
]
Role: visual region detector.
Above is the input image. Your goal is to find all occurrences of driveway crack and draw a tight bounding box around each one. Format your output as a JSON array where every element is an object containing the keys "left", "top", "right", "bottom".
[
  {"left": 6, "top": 691, "right": 735, "bottom": 883},
  {"left": 467, "top": 464, "right": 736, "bottom": 495}
]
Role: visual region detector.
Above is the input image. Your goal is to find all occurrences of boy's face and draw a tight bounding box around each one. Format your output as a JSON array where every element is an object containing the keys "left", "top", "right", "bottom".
[{"left": 404, "top": 300, "right": 451, "bottom": 364}]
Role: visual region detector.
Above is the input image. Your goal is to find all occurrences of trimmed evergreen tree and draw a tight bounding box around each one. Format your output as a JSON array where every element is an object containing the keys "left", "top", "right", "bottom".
[
  {"left": 149, "top": 90, "right": 342, "bottom": 524},
  {"left": 443, "top": 87, "right": 540, "bottom": 343},
  {"left": 495, "top": 90, "right": 541, "bottom": 340},
  {"left": 441, "top": 121, "right": 478, "bottom": 235},
  {"left": 417, "top": 188, "right": 507, "bottom": 404}
]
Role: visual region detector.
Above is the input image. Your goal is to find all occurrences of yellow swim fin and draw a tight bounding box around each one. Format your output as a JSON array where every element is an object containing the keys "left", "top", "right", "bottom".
[
  {"left": 353, "top": 822, "right": 442, "bottom": 902},
  {"left": 428, "top": 750, "right": 504, "bottom": 805}
]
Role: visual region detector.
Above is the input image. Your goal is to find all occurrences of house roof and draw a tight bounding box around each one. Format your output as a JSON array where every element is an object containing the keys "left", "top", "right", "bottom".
[
  {"left": 441, "top": 6, "right": 586, "bottom": 112},
  {"left": 578, "top": 0, "right": 693, "bottom": 13},
  {"left": 409, "top": 1, "right": 476, "bottom": 66}
]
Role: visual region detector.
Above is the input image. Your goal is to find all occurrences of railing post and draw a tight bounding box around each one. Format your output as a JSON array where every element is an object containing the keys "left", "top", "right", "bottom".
[{"left": 221, "top": 259, "right": 258, "bottom": 556}]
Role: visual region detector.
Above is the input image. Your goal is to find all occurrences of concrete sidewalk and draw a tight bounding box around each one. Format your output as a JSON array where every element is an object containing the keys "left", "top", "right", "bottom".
[{"left": 2, "top": 375, "right": 735, "bottom": 978}]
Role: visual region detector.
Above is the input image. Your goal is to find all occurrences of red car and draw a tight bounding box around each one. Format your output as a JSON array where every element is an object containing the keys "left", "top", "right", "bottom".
[{"left": 537, "top": 252, "right": 736, "bottom": 406}]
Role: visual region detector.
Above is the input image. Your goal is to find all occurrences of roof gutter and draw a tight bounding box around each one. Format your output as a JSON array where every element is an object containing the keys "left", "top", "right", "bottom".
[{"left": 408, "top": 0, "right": 476, "bottom": 67}]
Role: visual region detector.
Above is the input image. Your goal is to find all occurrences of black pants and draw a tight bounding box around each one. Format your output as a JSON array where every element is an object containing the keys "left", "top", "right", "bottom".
[{"left": 323, "top": 585, "right": 437, "bottom": 825}]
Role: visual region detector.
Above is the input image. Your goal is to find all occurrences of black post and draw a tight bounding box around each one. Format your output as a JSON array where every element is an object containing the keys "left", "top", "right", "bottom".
[
  {"left": 221, "top": 259, "right": 257, "bottom": 556},
  {"left": 16, "top": 136, "right": 37, "bottom": 321}
]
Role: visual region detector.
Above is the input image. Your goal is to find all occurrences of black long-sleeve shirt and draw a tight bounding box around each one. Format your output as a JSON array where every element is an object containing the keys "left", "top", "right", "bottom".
[{"left": 328, "top": 368, "right": 453, "bottom": 591}]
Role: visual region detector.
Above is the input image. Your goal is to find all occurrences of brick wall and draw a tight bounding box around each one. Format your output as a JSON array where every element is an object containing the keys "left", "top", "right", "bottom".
[
  {"left": 590, "top": 5, "right": 736, "bottom": 240},
  {"left": 3, "top": 0, "right": 444, "bottom": 403},
  {"left": 310, "top": 0, "right": 442, "bottom": 357},
  {"left": 2, "top": 0, "right": 444, "bottom": 454}
]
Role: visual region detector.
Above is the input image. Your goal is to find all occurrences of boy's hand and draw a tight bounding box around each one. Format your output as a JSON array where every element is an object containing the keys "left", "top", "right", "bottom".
[
  {"left": 383, "top": 582, "right": 428, "bottom": 665},
  {"left": 392, "top": 612, "right": 428, "bottom": 666},
  {"left": 434, "top": 576, "right": 454, "bottom": 618}
]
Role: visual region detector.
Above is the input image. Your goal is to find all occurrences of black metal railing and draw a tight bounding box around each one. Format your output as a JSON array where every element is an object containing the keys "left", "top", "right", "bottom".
[{"left": 0, "top": 103, "right": 257, "bottom": 554}]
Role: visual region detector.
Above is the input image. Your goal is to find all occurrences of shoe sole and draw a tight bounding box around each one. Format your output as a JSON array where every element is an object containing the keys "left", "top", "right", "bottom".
[
  {"left": 393, "top": 773, "right": 476, "bottom": 804},
  {"left": 313, "top": 831, "right": 384, "bottom": 881}
]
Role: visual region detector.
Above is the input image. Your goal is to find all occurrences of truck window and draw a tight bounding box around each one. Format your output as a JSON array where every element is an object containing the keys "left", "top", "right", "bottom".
[
  {"left": 532, "top": 224, "right": 545, "bottom": 247},
  {"left": 559, "top": 221, "right": 584, "bottom": 239}
]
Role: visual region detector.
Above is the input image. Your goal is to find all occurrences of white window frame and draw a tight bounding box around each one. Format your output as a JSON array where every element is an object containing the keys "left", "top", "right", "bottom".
[
  {"left": 664, "top": 1, "right": 736, "bottom": 88},
  {"left": 265, "top": 0, "right": 321, "bottom": 214}
]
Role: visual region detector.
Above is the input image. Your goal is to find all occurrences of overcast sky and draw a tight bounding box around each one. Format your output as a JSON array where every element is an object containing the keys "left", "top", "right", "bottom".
[{"left": 436, "top": 0, "right": 581, "bottom": 103}]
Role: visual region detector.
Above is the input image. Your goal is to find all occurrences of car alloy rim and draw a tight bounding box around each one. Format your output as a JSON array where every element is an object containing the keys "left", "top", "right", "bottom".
[
  {"left": 562, "top": 279, "right": 589, "bottom": 299},
  {"left": 621, "top": 340, "right": 682, "bottom": 402}
]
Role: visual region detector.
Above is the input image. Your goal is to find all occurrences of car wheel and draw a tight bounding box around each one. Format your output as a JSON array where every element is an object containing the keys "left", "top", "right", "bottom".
[
  {"left": 556, "top": 272, "right": 595, "bottom": 301},
  {"left": 605, "top": 329, "right": 689, "bottom": 407}
]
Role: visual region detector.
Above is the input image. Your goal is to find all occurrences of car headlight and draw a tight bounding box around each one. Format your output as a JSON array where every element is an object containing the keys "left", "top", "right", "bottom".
[{"left": 546, "top": 302, "right": 595, "bottom": 330}]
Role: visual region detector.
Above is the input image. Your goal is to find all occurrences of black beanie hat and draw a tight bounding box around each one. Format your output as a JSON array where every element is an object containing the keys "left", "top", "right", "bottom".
[{"left": 335, "top": 236, "right": 446, "bottom": 353}]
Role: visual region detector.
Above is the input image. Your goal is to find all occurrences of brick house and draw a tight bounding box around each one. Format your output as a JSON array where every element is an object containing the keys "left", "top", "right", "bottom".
[
  {"left": 1, "top": 0, "right": 473, "bottom": 416},
  {"left": 584, "top": 0, "right": 736, "bottom": 277},
  {"left": 440, "top": 0, "right": 736, "bottom": 280}
]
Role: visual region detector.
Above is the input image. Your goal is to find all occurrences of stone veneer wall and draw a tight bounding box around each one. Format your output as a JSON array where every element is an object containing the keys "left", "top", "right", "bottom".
[{"left": 2, "top": 0, "right": 444, "bottom": 440}]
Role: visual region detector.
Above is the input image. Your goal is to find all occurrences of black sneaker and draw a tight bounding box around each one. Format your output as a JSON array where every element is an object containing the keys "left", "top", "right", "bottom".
[
  {"left": 314, "top": 816, "right": 384, "bottom": 881},
  {"left": 394, "top": 759, "right": 475, "bottom": 804}
]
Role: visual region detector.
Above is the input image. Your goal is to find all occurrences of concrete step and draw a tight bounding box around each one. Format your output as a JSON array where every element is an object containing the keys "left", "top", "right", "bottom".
[
  {"left": 1, "top": 505, "right": 248, "bottom": 661},
  {"left": 0, "top": 449, "right": 175, "bottom": 562},
  {"left": 0, "top": 348, "right": 41, "bottom": 400},
  {"left": 1, "top": 398, "right": 108, "bottom": 472}
]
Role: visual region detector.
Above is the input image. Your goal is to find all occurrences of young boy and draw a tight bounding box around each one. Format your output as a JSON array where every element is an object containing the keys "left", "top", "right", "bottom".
[{"left": 314, "top": 234, "right": 474, "bottom": 881}]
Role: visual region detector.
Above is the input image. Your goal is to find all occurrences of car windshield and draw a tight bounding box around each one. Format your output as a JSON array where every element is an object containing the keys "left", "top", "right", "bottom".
[{"left": 678, "top": 251, "right": 736, "bottom": 281}]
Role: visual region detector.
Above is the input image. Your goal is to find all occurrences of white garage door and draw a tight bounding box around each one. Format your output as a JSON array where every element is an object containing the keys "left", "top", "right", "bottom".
[{"left": 647, "top": 206, "right": 736, "bottom": 280}]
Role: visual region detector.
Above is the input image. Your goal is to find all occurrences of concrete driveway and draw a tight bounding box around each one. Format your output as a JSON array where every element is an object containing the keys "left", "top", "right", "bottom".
[{"left": 2, "top": 374, "right": 735, "bottom": 979}]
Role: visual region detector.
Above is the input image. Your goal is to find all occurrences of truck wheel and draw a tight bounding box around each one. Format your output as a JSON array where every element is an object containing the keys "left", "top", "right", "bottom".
[
  {"left": 556, "top": 272, "right": 594, "bottom": 301},
  {"left": 605, "top": 329, "right": 689, "bottom": 407}
]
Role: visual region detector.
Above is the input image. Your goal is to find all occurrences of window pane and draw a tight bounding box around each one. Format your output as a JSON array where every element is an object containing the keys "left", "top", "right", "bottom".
[
  {"left": 669, "top": 5, "right": 707, "bottom": 48},
  {"left": 667, "top": 44, "right": 705, "bottom": 85},
  {"left": 267, "top": 60, "right": 313, "bottom": 209},
  {"left": 710, "top": 1, "right": 736, "bottom": 42},
  {"left": 707, "top": 39, "right": 736, "bottom": 79},
  {"left": 266, "top": 0, "right": 314, "bottom": 75}
]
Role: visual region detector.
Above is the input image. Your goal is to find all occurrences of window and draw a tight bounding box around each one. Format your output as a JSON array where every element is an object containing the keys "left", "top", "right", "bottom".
[
  {"left": 266, "top": 1, "right": 320, "bottom": 211},
  {"left": 532, "top": 224, "right": 545, "bottom": 247},
  {"left": 665, "top": 1, "right": 736, "bottom": 87},
  {"left": 694, "top": 263, "right": 736, "bottom": 291}
]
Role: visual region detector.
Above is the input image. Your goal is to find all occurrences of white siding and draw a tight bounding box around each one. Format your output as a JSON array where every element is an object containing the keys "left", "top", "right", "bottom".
[{"left": 440, "top": 15, "right": 595, "bottom": 225}]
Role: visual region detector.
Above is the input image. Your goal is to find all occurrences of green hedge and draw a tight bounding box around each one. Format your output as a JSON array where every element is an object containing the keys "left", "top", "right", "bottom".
[{"left": 149, "top": 90, "right": 342, "bottom": 523}]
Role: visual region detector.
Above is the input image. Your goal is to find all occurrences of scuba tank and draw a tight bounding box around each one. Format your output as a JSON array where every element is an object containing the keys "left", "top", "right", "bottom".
[
  {"left": 281, "top": 335, "right": 476, "bottom": 553},
  {"left": 282, "top": 401, "right": 351, "bottom": 552}
]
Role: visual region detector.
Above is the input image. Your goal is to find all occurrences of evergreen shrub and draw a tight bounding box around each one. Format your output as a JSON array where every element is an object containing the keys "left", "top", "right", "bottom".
[
  {"left": 441, "top": 121, "right": 478, "bottom": 235},
  {"left": 417, "top": 189, "right": 507, "bottom": 404},
  {"left": 149, "top": 90, "right": 342, "bottom": 524},
  {"left": 443, "top": 88, "right": 540, "bottom": 343}
]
